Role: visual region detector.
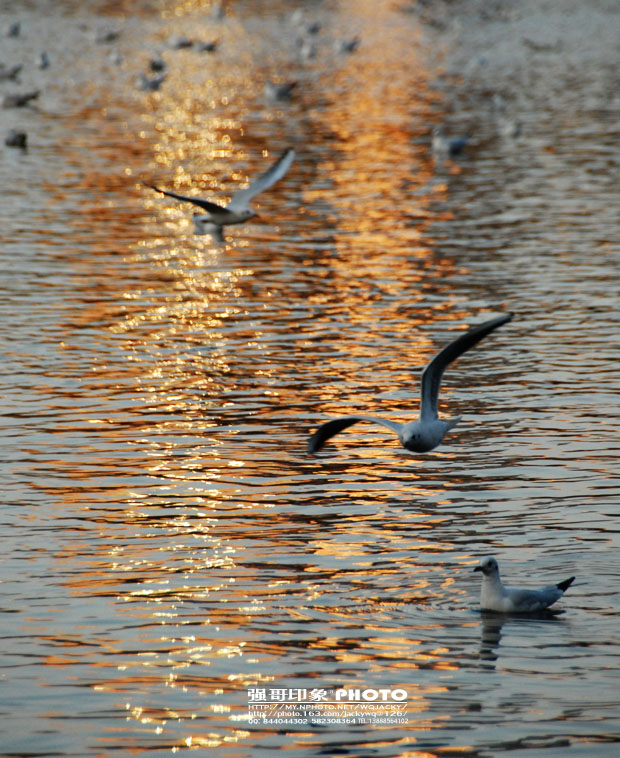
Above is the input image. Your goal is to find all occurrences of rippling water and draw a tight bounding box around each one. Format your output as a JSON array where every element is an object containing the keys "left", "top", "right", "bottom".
[{"left": 1, "top": 0, "right": 619, "bottom": 755}]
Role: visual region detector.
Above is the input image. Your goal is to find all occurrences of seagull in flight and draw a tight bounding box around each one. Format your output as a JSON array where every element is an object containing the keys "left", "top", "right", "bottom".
[
  {"left": 307, "top": 313, "right": 513, "bottom": 454},
  {"left": 474, "top": 556, "right": 575, "bottom": 613},
  {"left": 148, "top": 148, "right": 295, "bottom": 237}
]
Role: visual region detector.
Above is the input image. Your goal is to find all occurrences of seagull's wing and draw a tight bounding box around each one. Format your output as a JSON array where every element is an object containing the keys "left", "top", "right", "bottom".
[
  {"left": 419, "top": 313, "right": 513, "bottom": 421},
  {"left": 505, "top": 586, "right": 561, "bottom": 612},
  {"left": 148, "top": 184, "right": 228, "bottom": 214},
  {"left": 307, "top": 415, "right": 403, "bottom": 454},
  {"left": 227, "top": 148, "right": 295, "bottom": 212}
]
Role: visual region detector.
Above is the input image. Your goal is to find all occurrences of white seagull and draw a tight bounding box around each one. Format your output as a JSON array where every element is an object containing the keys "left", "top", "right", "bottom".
[
  {"left": 474, "top": 556, "right": 575, "bottom": 613},
  {"left": 432, "top": 126, "right": 468, "bottom": 158},
  {"left": 307, "top": 313, "right": 513, "bottom": 454},
  {"left": 148, "top": 148, "right": 295, "bottom": 237}
]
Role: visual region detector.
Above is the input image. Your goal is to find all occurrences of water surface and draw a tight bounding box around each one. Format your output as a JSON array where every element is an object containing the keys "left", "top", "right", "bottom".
[{"left": 1, "top": 0, "right": 619, "bottom": 755}]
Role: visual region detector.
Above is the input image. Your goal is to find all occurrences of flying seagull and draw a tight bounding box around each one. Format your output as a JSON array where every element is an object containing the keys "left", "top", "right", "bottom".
[
  {"left": 474, "top": 556, "right": 575, "bottom": 613},
  {"left": 307, "top": 313, "right": 513, "bottom": 454},
  {"left": 148, "top": 148, "right": 295, "bottom": 236}
]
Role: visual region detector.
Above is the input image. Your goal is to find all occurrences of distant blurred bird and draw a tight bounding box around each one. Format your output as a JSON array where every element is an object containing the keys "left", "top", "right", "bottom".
[
  {"left": 195, "top": 39, "right": 219, "bottom": 53},
  {"left": 0, "top": 63, "right": 22, "bottom": 81},
  {"left": 136, "top": 72, "right": 166, "bottom": 92},
  {"left": 337, "top": 35, "right": 360, "bottom": 53},
  {"left": 264, "top": 80, "right": 297, "bottom": 102},
  {"left": 432, "top": 126, "right": 468, "bottom": 158},
  {"left": 498, "top": 117, "right": 523, "bottom": 139},
  {"left": 474, "top": 557, "right": 575, "bottom": 613},
  {"left": 3, "top": 89, "right": 39, "bottom": 108},
  {"left": 168, "top": 34, "right": 193, "bottom": 49},
  {"left": 6, "top": 22, "right": 21, "bottom": 38},
  {"left": 297, "top": 37, "right": 317, "bottom": 61},
  {"left": 148, "top": 148, "right": 295, "bottom": 237},
  {"left": 5, "top": 129, "right": 27, "bottom": 148},
  {"left": 95, "top": 29, "right": 120, "bottom": 44},
  {"left": 211, "top": 0, "right": 226, "bottom": 20},
  {"left": 307, "top": 313, "right": 513, "bottom": 454},
  {"left": 148, "top": 54, "right": 166, "bottom": 72}
]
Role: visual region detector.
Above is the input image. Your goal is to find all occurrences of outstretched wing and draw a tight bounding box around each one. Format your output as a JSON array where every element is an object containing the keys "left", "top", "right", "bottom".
[
  {"left": 420, "top": 313, "right": 513, "bottom": 421},
  {"left": 227, "top": 148, "right": 295, "bottom": 212},
  {"left": 147, "top": 184, "right": 227, "bottom": 214},
  {"left": 307, "top": 415, "right": 403, "bottom": 454}
]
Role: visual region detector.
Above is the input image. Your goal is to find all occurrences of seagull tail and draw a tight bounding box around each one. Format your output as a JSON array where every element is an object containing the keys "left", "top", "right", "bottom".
[{"left": 556, "top": 577, "right": 575, "bottom": 593}]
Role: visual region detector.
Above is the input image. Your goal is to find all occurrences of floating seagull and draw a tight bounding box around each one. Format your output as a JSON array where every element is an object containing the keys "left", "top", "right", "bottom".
[
  {"left": 474, "top": 556, "right": 575, "bottom": 613},
  {"left": 307, "top": 313, "right": 513, "bottom": 454},
  {"left": 37, "top": 51, "right": 50, "bottom": 70},
  {"left": 95, "top": 29, "right": 120, "bottom": 44},
  {"left": 211, "top": 0, "right": 226, "bottom": 21},
  {"left": 0, "top": 62, "right": 22, "bottom": 81},
  {"left": 168, "top": 33, "right": 193, "bottom": 49},
  {"left": 2, "top": 89, "right": 39, "bottom": 108},
  {"left": 136, "top": 72, "right": 166, "bottom": 92},
  {"left": 148, "top": 148, "right": 295, "bottom": 236},
  {"left": 148, "top": 54, "right": 166, "bottom": 73},
  {"left": 264, "top": 80, "right": 297, "bottom": 102},
  {"left": 5, "top": 128, "right": 27, "bottom": 148},
  {"left": 195, "top": 39, "right": 219, "bottom": 53},
  {"left": 337, "top": 35, "right": 361, "bottom": 54},
  {"left": 297, "top": 37, "right": 317, "bottom": 61},
  {"left": 432, "top": 126, "right": 468, "bottom": 158}
]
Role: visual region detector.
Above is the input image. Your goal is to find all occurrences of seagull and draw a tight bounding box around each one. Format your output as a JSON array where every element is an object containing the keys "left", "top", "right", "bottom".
[
  {"left": 148, "top": 148, "right": 295, "bottom": 236},
  {"left": 2, "top": 89, "right": 39, "bottom": 108},
  {"left": 432, "top": 126, "right": 468, "bottom": 158},
  {"left": 168, "top": 34, "right": 193, "bottom": 49},
  {"left": 337, "top": 35, "right": 361, "bottom": 54},
  {"left": 307, "top": 313, "right": 513, "bottom": 454},
  {"left": 264, "top": 80, "right": 297, "bottom": 102},
  {"left": 95, "top": 29, "right": 120, "bottom": 44},
  {"left": 5, "top": 128, "right": 27, "bottom": 148},
  {"left": 0, "top": 62, "right": 22, "bottom": 81},
  {"left": 136, "top": 72, "right": 166, "bottom": 92},
  {"left": 195, "top": 39, "right": 219, "bottom": 53},
  {"left": 148, "top": 54, "right": 166, "bottom": 73},
  {"left": 37, "top": 51, "right": 50, "bottom": 70},
  {"left": 474, "top": 556, "right": 575, "bottom": 613}
]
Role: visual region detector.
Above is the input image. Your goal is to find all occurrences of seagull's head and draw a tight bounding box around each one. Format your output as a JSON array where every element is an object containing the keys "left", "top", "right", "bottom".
[
  {"left": 237, "top": 208, "right": 257, "bottom": 222},
  {"left": 474, "top": 556, "right": 499, "bottom": 577}
]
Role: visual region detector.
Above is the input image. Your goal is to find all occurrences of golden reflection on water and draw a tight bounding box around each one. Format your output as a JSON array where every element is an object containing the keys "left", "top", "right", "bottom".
[{"left": 19, "top": 1, "right": 498, "bottom": 755}]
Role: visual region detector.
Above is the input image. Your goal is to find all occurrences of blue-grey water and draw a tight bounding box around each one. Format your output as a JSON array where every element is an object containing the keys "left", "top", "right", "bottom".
[{"left": 1, "top": 1, "right": 619, "bottom": 756}]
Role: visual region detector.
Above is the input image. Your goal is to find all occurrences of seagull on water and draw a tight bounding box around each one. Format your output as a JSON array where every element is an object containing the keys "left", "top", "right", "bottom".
[
  {"left": 432, "top": 126, "right": 468, "bottom": 158},
  {"left": 148, "top": 148, "right": 295, "bottom": 237},
  {"left": 307, "top": 313, "right": 513, "bottom": 454},
  {"left": 474, "top": 556, "right": 575, "bottom": 613}
]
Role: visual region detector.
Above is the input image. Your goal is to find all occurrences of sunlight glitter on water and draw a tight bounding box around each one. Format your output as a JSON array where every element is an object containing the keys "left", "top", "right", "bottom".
[{"left": 1, "top": 0, "right": 620, "bottom": 756}]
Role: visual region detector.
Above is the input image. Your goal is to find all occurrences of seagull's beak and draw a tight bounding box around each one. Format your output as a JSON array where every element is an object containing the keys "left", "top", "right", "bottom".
[{"left": 473, "top": 566, "right": 482, "bottom": 573}]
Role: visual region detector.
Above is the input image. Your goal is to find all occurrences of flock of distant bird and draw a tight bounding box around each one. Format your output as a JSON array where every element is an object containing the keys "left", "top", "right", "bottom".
[{"left": 2, "top": 7, "right": 575, "bottom": 613}]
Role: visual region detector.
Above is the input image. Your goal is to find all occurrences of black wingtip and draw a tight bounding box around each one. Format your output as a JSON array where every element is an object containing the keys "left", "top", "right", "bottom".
[
  {"left": 306, "top": 431, "right": 323, "bottom": 454},
  {"left": 557, "top": 576, "right": 575, "bottom": 593}
]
